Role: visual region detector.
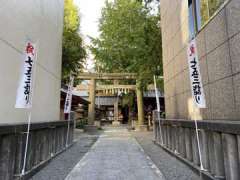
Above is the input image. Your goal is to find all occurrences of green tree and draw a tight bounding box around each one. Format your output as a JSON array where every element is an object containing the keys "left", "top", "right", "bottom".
[
  {"left": 200, "top": 0, "right": 225, "bottom": 27},
  {"left": 137, "top": 0, "right": 160, "bottom": 11},
  {"left": 62, "top": 0, "right": 86, "bottom": 84},
  {"left": 208, "top": 0, "right": 224, "bottom": 16},
  {"left": 200, "top": 0, "right": 209, "bottom": 26},
  {"left": 90, "top": 0, "right": 162, "bottom": 88}
]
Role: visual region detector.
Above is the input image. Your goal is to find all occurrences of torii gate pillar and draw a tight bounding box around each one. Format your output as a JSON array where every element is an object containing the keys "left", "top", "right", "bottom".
[
  {"left": 113, "top": 80, "right": 120, "bottom": 126},
  {"left": 136, "top": 81, "right": 148, "bottom": 131},
  {"left": 88, "top": 78, "right": 96, "bottom": 125}
]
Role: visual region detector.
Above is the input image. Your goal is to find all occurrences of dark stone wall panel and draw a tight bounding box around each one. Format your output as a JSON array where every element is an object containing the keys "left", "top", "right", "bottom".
[{"left": 0, "top": 120, "right": 74, "bottom": 180}]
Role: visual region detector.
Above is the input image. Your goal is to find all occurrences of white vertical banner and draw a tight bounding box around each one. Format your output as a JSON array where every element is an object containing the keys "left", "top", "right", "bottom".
[
  {"left": 154, "top": 75, "right": 160, "bottom": 112},
  {"left": 64, "top": 76, "right": 74, "bottom": 114},
  {"left": 15, "top": 42, "right": 37, "bottom": 109},
  {"left": 65, "top": 75, "right": 74, "bottom": 147},
  {"left": 153, "top": 75, "right": 163, "bottom": 145},
  {"left": 187, "top": 39, "right": 206, "bottom": 109},
  {"left": 187, "top": 39, "right": 206, "bottom": 171},
  {"left": 15, "top": 41, "right": 37, "bottom": 176}
]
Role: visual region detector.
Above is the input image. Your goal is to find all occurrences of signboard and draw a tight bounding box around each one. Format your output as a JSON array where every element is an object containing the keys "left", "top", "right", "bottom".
[
  {"left": 187, "top": 39, "right": 206, "bottom": 108},
  {"left": 64, "top": 76, "right": 74, "bottom": 113},
  {"left": 15, "top": 42, "right": 37, "bottom": 109}
]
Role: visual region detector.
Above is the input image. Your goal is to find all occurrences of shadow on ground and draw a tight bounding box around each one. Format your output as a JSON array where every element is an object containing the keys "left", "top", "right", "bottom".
[
  {"left": 30, "top": 127, "right": 200, "bottom": 180},
  {"left": 131, "top": 131, "right": 200, "bottom": 180},
  {"left": 30, "top": 129, "right": 101, "bottom": 180}
]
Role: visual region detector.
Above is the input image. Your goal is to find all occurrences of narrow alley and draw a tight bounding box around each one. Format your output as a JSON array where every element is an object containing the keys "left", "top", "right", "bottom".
[{"left": 31, "top": 126, "right": 200, "bottom": 180}]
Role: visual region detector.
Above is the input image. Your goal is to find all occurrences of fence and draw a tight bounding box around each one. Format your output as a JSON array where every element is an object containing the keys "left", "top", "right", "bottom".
[
  {"left": 0, "top": 120, "right": 74, "bottom": 180},
  {"left": 153, "top": 111, "right": 240, "bottom": 180}
]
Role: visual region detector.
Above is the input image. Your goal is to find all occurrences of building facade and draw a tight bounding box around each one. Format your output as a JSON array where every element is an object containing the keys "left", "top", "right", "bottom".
[
  {"left": 161, "top": 0, "right": 240, "bottom": 120},
  {"left": 0, "top": 2, "right": 76, "bottom": 179},
  {"left": 0, "top": 1, "right": 64, "bottom": 123}
]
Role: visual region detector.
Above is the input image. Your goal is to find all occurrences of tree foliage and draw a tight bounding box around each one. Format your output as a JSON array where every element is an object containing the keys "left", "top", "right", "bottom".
[
  {"left": 62, "top": 0, "right": 86, "bottom": 83},
  {"left": 90, "top": 0, "right": 162, "bottom": 88}
]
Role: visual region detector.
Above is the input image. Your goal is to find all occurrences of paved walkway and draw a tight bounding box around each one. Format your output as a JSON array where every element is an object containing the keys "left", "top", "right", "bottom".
[
  {"left": 30, "top": 130, "right": 99, "bottom": 180},
  {"left": 131, "top": 131, "right": 200, "bottom": 180},
  {"left": 65, "top": 126, "right": 165, "bottom": 180}
]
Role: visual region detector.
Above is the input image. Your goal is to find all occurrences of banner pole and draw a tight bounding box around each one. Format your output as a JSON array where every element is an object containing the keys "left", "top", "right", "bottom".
[
  {"left": 21, "top": 41, "right": 38, "bottom": 176},
  {"left": 153, "top": 75, "right": 163, "bottom": 145},
  {"left": 65, "top": 75, "right": 74, "bottom": 147},
  {"left": 20, "top": 41, "right": 38, "bottom": 176},
  {"left": 193, "top": 107, "right": 205, "bottom": 171},
  {"left": 21, "top": 111, "right": 31, "bottom": 175},
  {"left": 66, "top": 112, "right": 71, "bottom": 147},
  {"left": 187, "top": 38, "right": 206, "bottom": 172}
]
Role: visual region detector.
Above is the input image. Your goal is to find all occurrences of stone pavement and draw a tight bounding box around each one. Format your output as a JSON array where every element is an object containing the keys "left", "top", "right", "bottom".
[
  {"left": 30, "top": 130, "right": 99, "bottom": 180},
  {"left": 131, "top": 131, "right": 200, "bottom": 180},
  {"left": 65, "top": 126, "right": 165, "bottom": 180}
]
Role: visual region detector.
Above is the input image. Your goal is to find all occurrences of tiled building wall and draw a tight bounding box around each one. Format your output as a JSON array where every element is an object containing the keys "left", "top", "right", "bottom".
[
  {"left": 161, "top": 0, "right": 240, "bottom": 120},
  {"left": 0, "top": 1, "right": 64, "bottom": 124}
]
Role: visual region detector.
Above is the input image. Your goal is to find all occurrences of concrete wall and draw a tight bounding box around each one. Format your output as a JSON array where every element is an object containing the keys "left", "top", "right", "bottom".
[
  {"left": 161, "top": 0, "right": 240, "bottom": 120},
  {"left": 0, "top": 1, "right": 64, "bottom": 124}
]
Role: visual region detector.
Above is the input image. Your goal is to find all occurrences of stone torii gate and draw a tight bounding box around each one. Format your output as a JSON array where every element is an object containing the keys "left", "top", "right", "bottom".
[{"left": 78, "top": 73, "right": 146, "bottom": 131}]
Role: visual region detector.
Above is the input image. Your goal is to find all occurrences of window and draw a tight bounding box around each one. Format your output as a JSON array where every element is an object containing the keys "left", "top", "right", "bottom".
[
  {"left": 188, "top": 0, "right": 227, "bottom": 39},
  {"left": 200, "top": 0, "right": 225, "bottom": 26},
  {"left": 188, "top": 0, "right": 196, "bottom": 39},
  {"left": 188, "top": 0, "right": 201, "bottom": 39}
]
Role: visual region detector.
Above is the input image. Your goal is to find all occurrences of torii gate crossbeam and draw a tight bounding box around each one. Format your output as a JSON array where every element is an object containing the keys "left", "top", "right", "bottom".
[{"left": 78, "top": 73, "right": 137, "bottom": 80}]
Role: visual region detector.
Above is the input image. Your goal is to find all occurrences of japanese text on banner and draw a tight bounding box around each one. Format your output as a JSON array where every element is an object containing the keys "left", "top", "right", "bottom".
[
  {"left": 64, "top": 76, "right": 74, "bottom": 114},
  {"left": 187, "top": 39, "right": 206, "bottom": 108},
  {"left": 15, "top": 42, "right": 36, "bottom": 109}
]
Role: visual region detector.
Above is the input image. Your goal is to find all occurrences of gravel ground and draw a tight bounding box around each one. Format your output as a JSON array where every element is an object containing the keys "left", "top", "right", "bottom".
[
  {"left": 131, "top": 131, "right": 200, "bottom": 180},
  {"left": 30, "top": 130, "right": 99, "bottom": 180}
]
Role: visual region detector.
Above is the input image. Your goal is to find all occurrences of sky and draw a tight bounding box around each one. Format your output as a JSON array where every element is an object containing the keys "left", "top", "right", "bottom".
[
  {"left": 73, "top": 0, "right": 107, "bottom": 71},
  {"left": 73, "top": 0, "right": 159, "bottom": 72}
]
